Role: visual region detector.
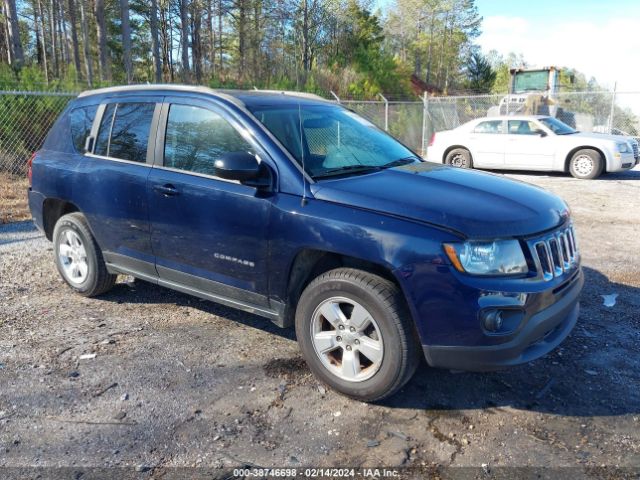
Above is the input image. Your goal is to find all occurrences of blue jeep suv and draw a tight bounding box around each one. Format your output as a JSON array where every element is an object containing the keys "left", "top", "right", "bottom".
[{"left": 28, "top": 85, "right": 583, "bottom": 401}]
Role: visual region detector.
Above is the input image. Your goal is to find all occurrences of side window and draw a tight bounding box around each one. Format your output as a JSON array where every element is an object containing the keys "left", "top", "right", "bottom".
[
  {"left": 164, "top": 104, "right": 252, "bottom": 176},
  {"left": 69, "top": 105, "right": 98, "bottom": 152},
  {"left": 508, "top": 120, "right": 539, "bottom": 135},
  {"left": 473, "top": 120, "right": 502, "bottom": 134},
  {"left": 94, "top": 102, "right": 155, "bottom": 162}
]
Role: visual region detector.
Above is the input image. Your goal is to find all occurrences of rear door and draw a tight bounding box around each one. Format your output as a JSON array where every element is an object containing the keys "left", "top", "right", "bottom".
[
  {"left": 466, "top": 119, "right": 505, "bottom": 168},
  {"left": 74, "top": 97, "right": 162, "bottom": 276},
  {"left": 147, "top": 96, "right": 274, "bottom": 308},
  {"left": 505, "top": 119, "right": 555, "bottom": 169}
]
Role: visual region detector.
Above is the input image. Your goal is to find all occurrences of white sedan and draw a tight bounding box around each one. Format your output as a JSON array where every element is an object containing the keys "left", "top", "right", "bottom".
[{"left": 428, "top": 115, "right": 639, "bottom": 179}]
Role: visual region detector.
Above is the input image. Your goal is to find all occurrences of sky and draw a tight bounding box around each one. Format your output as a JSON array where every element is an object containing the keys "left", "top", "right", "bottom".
[{"left": 474, "top": 0, "right": 640, "bottom": 93}]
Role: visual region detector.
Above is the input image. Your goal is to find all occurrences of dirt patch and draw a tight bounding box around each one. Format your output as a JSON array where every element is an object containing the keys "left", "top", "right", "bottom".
[
  {"left": 0, "top": 172, "right": 30, "bottom": 223},
  {"left": 263, "top": 356, "right": 309, "bottom": 381}
]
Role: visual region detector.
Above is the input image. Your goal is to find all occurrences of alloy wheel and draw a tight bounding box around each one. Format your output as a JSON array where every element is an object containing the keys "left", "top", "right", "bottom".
[
  {"left": 58, "top": 229, "right": 89, "bottom": 285},
  {"left": 310, "top": 296, "right": 384, "bottom": 382}
]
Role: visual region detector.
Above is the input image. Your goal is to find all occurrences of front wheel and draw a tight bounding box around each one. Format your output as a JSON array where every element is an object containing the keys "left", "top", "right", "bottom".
[
  {"left": 53, "top": 212, "right": 116, "bottom": 297},
  {"left": 445, "top": 148, "right": 473, "bottom": 168},
  {"left": 295, "top": 268, "right": 420, "bottom": 402},
  {"left": 569, "top": 149, "right": 603, "bottom": 179}
]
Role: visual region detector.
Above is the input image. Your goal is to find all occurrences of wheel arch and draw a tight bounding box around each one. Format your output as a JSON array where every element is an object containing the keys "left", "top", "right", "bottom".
[
  {"left": 42, "top": 198, "right": 80, "bottom": 241},
  {"left": 564, "top": 146, "right": 607, "bottom": 173},
  {"left": 281, "top": 248, "right": 406, "bottom": 328}
]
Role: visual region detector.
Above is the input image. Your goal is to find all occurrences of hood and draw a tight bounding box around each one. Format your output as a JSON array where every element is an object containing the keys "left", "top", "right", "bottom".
[
  {"left": 573, "top": 131, "right": 632, "bottom": 144},
  {"left": 310, "top": 163, "right": 569, "bottom": 238}
]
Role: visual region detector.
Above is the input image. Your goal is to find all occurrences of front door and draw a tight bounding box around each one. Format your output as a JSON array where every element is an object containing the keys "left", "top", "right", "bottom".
[
  {"left": 505, "top": 120, "right": 555, "bottom": 170},
  {"left": 147, "top": 98, "right": 274, "bottom": 308}
]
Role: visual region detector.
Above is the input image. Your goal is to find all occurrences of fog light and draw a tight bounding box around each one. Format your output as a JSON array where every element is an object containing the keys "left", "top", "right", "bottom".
[{"left": 483, "top": 310, "right": 503, "bottom": 332}]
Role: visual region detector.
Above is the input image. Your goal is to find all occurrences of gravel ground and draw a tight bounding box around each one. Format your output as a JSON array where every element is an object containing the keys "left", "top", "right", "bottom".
[{"left": 1, "top": 167, "right": 640, "bottom": 478}]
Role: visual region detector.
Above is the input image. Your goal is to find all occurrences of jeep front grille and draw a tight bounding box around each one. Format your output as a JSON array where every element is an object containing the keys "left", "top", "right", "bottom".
[{"left": 531, "top": 225, "right": 579, "bottom": 281}]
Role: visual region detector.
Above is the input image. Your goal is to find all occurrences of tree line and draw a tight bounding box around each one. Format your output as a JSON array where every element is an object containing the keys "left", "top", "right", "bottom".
[{"left": 0, "top": 0, "right": 491, "bottom": 97}]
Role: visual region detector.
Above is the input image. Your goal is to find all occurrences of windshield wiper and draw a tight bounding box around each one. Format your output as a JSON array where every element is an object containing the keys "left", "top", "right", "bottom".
[
  {"left": 312, "top": 165, "right": 383, "bottom": 179},
  {"left": 381, "top": 156, "right": 420, "bottom": 168}
]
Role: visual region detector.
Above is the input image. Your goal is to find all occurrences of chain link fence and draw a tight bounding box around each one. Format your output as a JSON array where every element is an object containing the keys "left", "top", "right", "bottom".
[
  {"left": 424, "top": 91, "right": 640, "bottom": 142},
  {"left": 1, "top": 89, "right": 639, "bottom": 231},
  {"left": 0, "top": 91, "right": 76, "bottom": 224}
]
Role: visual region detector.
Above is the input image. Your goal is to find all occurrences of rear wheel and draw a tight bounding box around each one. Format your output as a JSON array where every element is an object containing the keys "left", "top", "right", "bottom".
[
  {"left": 569, "top": 149, "right": 603, "bottom": 179},
  {"left": 53, "top": 212, "right": 116, "bottom": 297},
  {"left": 445, "top": 148, "right": 473, "bottom": 168},
  {"left": 295, "top": 268, "right": 420, "bottom": 402}
]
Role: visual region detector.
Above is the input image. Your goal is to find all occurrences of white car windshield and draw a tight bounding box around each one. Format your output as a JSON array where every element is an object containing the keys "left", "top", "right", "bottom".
[{"left": 539, "top": 117, "right": 577, "bottom": 135}]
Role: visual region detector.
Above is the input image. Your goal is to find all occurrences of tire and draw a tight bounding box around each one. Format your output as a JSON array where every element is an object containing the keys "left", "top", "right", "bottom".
[
  {"left": 569, "top": 149, "right": 603, "bottom": 179},
  {"left": 53, "top": 212, "right": 116, "bottom": 297},
  {"left": 295, "top": 268, "right": 420, "bottom": 402},
  {"left": 445, "top": 148, "right": 473, "bottom": 168}
]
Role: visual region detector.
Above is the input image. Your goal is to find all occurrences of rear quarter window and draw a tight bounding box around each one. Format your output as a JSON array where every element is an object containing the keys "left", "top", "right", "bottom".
[
  {"left": 69, "top": 104, "right": 99, "bottom": 152},
  {"left": 94, "top": 102, "right": 156, "bottom": 162}
]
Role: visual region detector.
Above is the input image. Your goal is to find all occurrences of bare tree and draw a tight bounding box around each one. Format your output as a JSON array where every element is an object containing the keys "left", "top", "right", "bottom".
[
  {"left": 218, "top": 0, "right": 223, "bottom": 72},
  {"left": 3, "top": 0, "right": 24, "bottom": 67},
  {"left": 49, "top": 0, "right": 59, "bottom": 76},
  {"left": 159, "top": 0, "right": 174, "bottom": 81},
  {"left": 79, "top": 0, "right": 93, "bottom": 85},
  {"left": 0, "top": 0, "right": 485, "bottom": 97},
  {"left": 94, "top": 0, "right": 110, "bottom": 81},
  {"left": 67, "top": 0, "right": 83, "bottom": 81},
  {"left": 296, "top": 0, "right": 327, "bottom": 73},
  {"left": 1, "top": 4, "right": 10, "bottom": 64},
  {"left": 120, "top": 0, "right": 133, "bottom": 83},
  {"left": 207, "top": 0, "right": 215, "bottom": 76},
  {"left": 179, "top": 0, "right": 191, "bottom": 81},
  {"left": 232, "top": 0, "right": 249, "bottom": 81},
  {"left": 35, "top": 0, "right": 49, "bottom": 82},
  {"left": 191, "top": 1, "right": 203, "bottom": 83},
  {"left": 59, "top": 0, "right": 71, "bottom": 66},
  {"left": 251, "top": 0, "right": 263, "bottom": 82},
  {"left": 150, "top": 0, "right": 162, "bottom": 82}
]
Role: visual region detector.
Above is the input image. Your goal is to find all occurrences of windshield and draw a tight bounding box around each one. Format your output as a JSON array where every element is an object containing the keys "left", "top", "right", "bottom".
[
  {"left": 513, "top": 70, "right": 550, "bottom": 93},
  {"left": 539, "top": 117, "right": 577, "bottom": 135},
  {"left": 248, "top": 104, "right": 419, "bottom": 179}
]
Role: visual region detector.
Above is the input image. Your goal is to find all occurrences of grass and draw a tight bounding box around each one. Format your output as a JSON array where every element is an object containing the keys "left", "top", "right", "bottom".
[{"left": 0, "top": 172, "right": 30, "bottom": 223}]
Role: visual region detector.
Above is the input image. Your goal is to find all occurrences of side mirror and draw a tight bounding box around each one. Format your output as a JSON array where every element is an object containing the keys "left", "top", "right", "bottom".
[
  {"left": 535, "top": 130, "right": 547, "bottom": 137},
  {"left": 214, "top": 152, "right": 261, "bottom": 181}
]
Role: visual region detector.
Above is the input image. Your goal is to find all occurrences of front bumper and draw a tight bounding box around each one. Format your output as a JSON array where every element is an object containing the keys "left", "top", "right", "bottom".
[
  {"left": 609, "top": 152, "right": 636, "bottom": 171},
  {"left": 422, "top": 268, "right": 583, "bottom": 371}
]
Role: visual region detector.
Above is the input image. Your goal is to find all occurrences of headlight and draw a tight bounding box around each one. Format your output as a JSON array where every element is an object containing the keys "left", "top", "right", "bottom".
[
  {"left": 616, "top": 142, "right": 630, "bottom": 153},
  {"left": 443, "top": 240, "right": 528, "bottom": 276}
]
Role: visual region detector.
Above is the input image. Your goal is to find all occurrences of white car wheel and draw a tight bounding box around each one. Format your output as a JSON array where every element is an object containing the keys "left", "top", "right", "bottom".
[
  {"left": 569, "top": 149, "right": 603, "bottom": 179},
  {"left": 445, "top": 148, "right": 473, "bottom": 169}
]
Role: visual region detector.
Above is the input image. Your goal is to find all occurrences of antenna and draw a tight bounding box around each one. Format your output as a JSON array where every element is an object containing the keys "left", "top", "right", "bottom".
[{"left": 298, "top": 101, "right": 308, "bottom": 207}]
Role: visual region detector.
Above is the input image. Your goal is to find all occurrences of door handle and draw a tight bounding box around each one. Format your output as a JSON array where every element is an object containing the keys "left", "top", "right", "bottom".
[{"left": 153, "top": 184, "right": 179, "bottom": 196}]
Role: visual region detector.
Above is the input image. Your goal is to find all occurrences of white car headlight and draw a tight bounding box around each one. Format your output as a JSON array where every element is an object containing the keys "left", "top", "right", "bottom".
[
  {"left": 616, "top": 142, "right": 630, "bottom": 153},
  {"left": 443, "top": 240, "right": 528, "bottom": 276}
]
